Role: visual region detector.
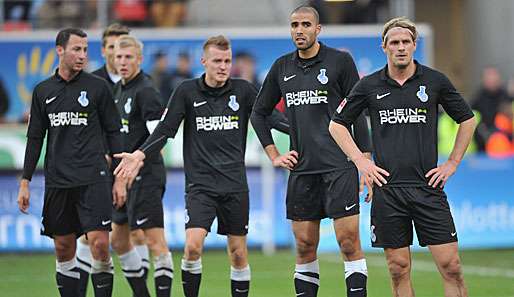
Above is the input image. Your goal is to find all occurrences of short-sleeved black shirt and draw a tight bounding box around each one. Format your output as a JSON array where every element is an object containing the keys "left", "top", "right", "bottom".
[
  {"left": 113, "top": 71, "right": 166, "bottom": 186},
  {"left": 25, "top": 70, "right": 123, "bottom": 187},
  {"left": 332, "top": 61, "right": 474, "bottom": 186},
  {"left": 140, "top": 75, "right": 258, "bottom": 193},
  {"left": 252, "top": 43, "right": 371, "bottom": 175}
]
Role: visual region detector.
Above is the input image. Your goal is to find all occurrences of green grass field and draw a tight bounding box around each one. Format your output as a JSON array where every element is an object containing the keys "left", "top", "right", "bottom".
[{"left": 1, "top": 249, "right": 513, "bottom": 297}]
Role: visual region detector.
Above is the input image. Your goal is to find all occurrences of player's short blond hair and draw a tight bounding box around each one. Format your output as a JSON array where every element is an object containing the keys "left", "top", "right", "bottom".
[
  {"left": 382, "top": 17, "right": 417, "bottom": 44},
  {"left": 203, "top": 35, "right": 231, "bottom": 52},
  {"left": 115, "top": 35, "right": 143, "bottom": 56}
]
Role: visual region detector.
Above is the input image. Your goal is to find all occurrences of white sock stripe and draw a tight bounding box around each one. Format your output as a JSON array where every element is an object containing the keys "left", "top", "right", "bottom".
[
  {"left": 135, "top": 245, "right": 150, "bottom": 261},
  {"left": 181, "top": 258, "right": 202, "bottom": 274},
  {"left": 76, "top": 259, "right": 92, "bottom": 273},
  {"left": 154, "top": 269, "right": 174, "bottom": 278},
  {"left": 91, "top": 258, "right": 114, "bottom": 274},
  {"left": 231, "top": 265, "right": 251, "bottom": 281},
  {"left": 119, "top": 249, "right": 143, "bottom": 271},
  {"left": 154, "top": 252, "right": 173, "bottom": 270},
  {"left": 76, "top": 240, "right": 92, "bottom": 262},
  {"left": 294, "top": 272, "right": 320, "bottom": 286},
  {"left": 344, "top": 259, "right": 368, "bottom": 278},
  {"left": 123, "top": 268, "right": 146, "bottom": 278},
  {"left": 295, "top": 259, "right": 320, "bottom": 273},
  {"left": 56, "top": 258, "right": 80, "bottom": 279}
]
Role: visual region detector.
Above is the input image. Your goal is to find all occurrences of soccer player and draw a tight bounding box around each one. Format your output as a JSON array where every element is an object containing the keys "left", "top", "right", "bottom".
[
  {"left": 114, "top": 35, "right": 288, "bottom": 297},
  {"left": 17, "top": 28, "right": 126, "bottom": 297},
  {"left": 250, "top": 6, "right": 371, "bottom": 297},
  {"left": 329, "top": 17, "right": 476, "bottom": 297},
  {"left": 92, "top": 23, "right": 130, "bottom": 86},
  {"left": 111, "top": 35, "right": 173, "bottom": 297}
]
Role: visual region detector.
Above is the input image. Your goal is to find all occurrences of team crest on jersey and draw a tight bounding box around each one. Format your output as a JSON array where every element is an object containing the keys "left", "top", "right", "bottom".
[
  {"left": 317, "top": 68, "right": 328, "bottom": 85},
  {"left": 228, "top": 95, "right": 239, "bottom": 111},
  {"left": 77, "top": 91, "right": 89, "bottom": 107},
  {"left": 417, "top": 85, "right": 428, "bottom": 102},
  {"left": 124, "top": 97, "right": 132, "bottom": 114}
]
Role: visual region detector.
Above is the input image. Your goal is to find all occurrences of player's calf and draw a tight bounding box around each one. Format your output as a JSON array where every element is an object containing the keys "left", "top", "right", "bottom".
[
  {"left": 181, "top": 258, "right": 202, "bottom": 297},
  {"left": 119, "top": 248, "right": 151, "bottom": 297},
  {"left": 56, "top": 257, "right": 81, "bottom": 297},
  {"left": 231, "top": 265, "right": 251, "bottom": 297},
  {"left": 294, "top": 259, "right": 320, "bottom": 297}
]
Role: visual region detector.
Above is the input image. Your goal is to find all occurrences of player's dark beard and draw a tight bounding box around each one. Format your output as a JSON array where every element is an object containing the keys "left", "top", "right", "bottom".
[{"left": 296, "top": 38, "right": 315, "bottom": 52}]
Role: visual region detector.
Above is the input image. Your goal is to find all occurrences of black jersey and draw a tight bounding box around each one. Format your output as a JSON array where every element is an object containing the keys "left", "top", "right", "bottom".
[
  {"left": 332, "top": 61, "right": 474, "bottom": 186},
  {"left": 22, "top": 70, "right": 124, "bottom": 187},
  {"left": 113, "top": 71, "right": 166, "bottom": 186},
  {"left": 92, "top": 65, "right": 118, "bottom": 86},
  {"left": 251, "top": 43, "right": 371, "bottom": 175}
]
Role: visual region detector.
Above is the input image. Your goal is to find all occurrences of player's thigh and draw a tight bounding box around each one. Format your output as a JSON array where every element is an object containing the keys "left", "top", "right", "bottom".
[
  {"left": 41, "top": 187, "right": 82, "bottom": 238},
  {"left": 128, "top": 184, "right": 165, "bottom": 230},
  {"left": 384, "top": 246, "right": 412, "bottom": 274},
  {"left": 184, "top": 191, "right": 217, "bottom": 233},
  {"left": 144, "top": 227, "right": 169, "bottom": 254},
  {"left": 216, "top": 192, "right": 249, "bottom": 236},
  {"left": 333, "top": 214, "right": 360, "bottom": 243},
  {"left": 411, "top": 187, "right": 457, "bottom": 247},
  {"left": 428, "top": 241, "right": 462, "bottom": 272},
  {"left": 111, "top": 222, "right": 131, "bottom": 254},
  {"left": 291, "top": 220, "right": 321, "bottom": 247},
  {"left": 286, "top": 173, "right": 325, "bottom": 220},
  {"left": 77, "top": 182, "right": 112, "bottom": 234},
  {"left": 371, "top": 187, "right": 413, "bottom": 248},
  {"left": 323, "top": 168, "right": 360, "bottom": 219}
]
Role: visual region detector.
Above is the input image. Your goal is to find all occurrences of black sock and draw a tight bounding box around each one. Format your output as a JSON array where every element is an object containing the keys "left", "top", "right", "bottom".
[
  {"left": 155, "top": 275, "right": 173, "bottom": 297},
  {"left": 91, "top": 272, "right": 114, "bottom": 297},
  {"left": 119, "top": 248, "right": 151, "bottom": 297},
  {"left": 294, "top": 260, "right": 320, "bottom": 297},
  {"left": 56, "top": 270, "right": 80, "bottom": 297},
  {"left": 76, "top": 257, "right": 91, "bottom": 297},
  {"left": 181, "top": 270, "right": 201, "bottom": 297},
  {"left": 346, "top": 273, "right": 367, "bottom": 297},
  {"left": 231, "top": 280, "right": 250, "bottom": 297}
]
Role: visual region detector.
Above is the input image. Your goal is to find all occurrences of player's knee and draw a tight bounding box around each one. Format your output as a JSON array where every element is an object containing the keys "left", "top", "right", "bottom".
[
  {"left": 130, "top": 230, "right": 146, "bottom": 245},
  {"left": 184, "top": 242, "right": 203, "bottom": 260},
  {"left": 110, "top": 235, "right": 129, "bottom": 253},
  {"left": 440, "top": 257, "right": 464, "bottom": 282},
  {"left": 146, "top": 236, "right": 168, "bottom": 255},
  {"left": 338, "top": 237, "right": 358, "bottom": 256},
  {"left": 229, "top": 247, "right": 247, "bottom": 266},
  {"left": 54, "top": 240, "right": 75, "bottom": 260},
  {"left": 90, "top": 237, "right": 110, "bottom": 256},
  {"left": 295, "top": 237, "right": 317, "bottom": 258},
  {"left": 387, "top": 257, "right": 411, "bottom": 281}
]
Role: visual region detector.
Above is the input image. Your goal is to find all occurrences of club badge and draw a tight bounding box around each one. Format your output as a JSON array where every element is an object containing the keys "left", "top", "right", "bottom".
[
  {"left": 228, "top": 95, "right": 239, "bottom": 111},
  {"left": 78, "top": 91, "right": 89, "bottom": 107},
  {"left": 124, "top": 97, "right": 132, "bottom": 114},
  {"left": 317, "top": 68, "right": 328, "bottom": 85},
  {"left": 417, "top": 85, "right": 428, "bottom": 102}
]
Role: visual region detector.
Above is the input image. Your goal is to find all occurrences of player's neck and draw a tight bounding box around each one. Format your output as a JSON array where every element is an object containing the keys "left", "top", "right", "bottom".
[
  {"left": 106, "top": 63, "right": 117, "bottom": 75},
  {"left": 122, "top": 69, "right": 141, "bottom": 85},
  {"left": 58, "top": 66, "right": 79, "bottom": 81},
  {"left": 204, "top": 75, "right": 226, "bottom": 88},
  {"left": 387, "top": 61, "right": 416, "bottom": 85},
  {"left": 298, "top": 41, "right": 320, "bottom": 59}
]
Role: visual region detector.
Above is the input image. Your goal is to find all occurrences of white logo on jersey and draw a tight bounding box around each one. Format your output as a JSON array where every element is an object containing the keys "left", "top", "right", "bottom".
[
  {"left": 193, "top": 101, "right": 207, "bottom": 107},
  {"left": 196, "top": 115, "right": 239, "bottom": 131},
  {"left": 77, "top": 91, "right": 89, "bottom": 107},
  {"left": 317, "top": 68, "right": 328, "bottom": 84},
  {"left": 379, "top": 108, "right": 427, "bottom": 125},
  {"left": 285, "top": 90, "right": 328, "bottom": 107},
  {"left": 336, "top": 98, "right": 347, "bottom": 114},
  {"left": 376, "top": 92, "right": 391, "bottom": 100},
  {"left": 124, "top": 97, "right": 132, "bottom": 114},
  {"left": 48, "top": 112, "right": 88, "bottom": 127},
  {"left": 136, "top": 218, "right": 148, "bottom": 225},
  {"left": 283, "top": 74, "right": 296, "bottom": 82},
  {"left": 228, "top": 95, "right": 239, "bottom": 111},
  {"left": 45, "top": 96, "right": 57, "bottom": 104},
  {"left": 417, "top": 85, "right": 429, "bottom": 102}
]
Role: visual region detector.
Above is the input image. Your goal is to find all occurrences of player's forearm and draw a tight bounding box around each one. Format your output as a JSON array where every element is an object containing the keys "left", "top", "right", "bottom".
[
  {"left": 22, "top": 136, "right": 44, "bottom": 181},
  {"left": 448, "top": 117, "right": 476, "bottom": 164},
  {"left": 251, "top": 110, "right": 275, "bottom": 147},
  {"left": 139, "top": 125, "right": 168, "bottom": 158},
  {"left": 328, "top": 120, "right": 365, "bottom": 162},
  {"left": 264, "top": 144, "right": 281, "bottom": 162}
]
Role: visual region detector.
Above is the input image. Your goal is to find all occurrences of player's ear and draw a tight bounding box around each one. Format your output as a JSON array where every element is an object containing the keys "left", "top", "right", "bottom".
[
  {"left": 200, "top": 55, "right": 206, "bottom": 67},
  {"left": 315, "top": 24, "right": 321, "bottom": 36},
  {"left": 56, "top": 45, "right": 64, "bottom": 57}
]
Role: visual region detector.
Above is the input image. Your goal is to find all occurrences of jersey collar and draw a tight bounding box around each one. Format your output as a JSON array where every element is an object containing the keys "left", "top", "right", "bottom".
[
  {"left": 292, "top": 42, "right": 327, "bottom": 69},
  {"left": 53, "top": 68, "right": 83, "bottom": 83},
  {"left": 380, "top": 59, "right": 424, "bottom": 85},
  {"left": 122, "top": 70, "right": 145, "bottom": 89},
  {"left": 197, "top": 73, "right": 232, "bottom": 97}
]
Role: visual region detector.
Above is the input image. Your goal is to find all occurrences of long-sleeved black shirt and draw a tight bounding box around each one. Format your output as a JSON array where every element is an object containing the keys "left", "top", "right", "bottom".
[
  {"left": 332, "top": 62, "right": 474, "bottom": 186},
  {"left": 113, "top": 71, "right": 166, "bottom": 187},
  {"left": 22, "top": 70, "right": 123, "bottom": 187},
  {"left": 251, "top": 43, "right": 371, "bottom": 175},
  {"left": 139, "top": 75, "right": 287, "bottom": 193}
]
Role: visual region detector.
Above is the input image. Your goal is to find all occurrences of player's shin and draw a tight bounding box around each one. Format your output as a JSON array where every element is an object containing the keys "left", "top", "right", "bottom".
[
  {"left": 181, "top": 258, "right": 202, "bottom": 297},
  {"left": 231, "top": 265, "right": 251, "bottom": 297},
  {"left": 76, "top": 239, "right": 92, "bottom": 297},
  {"left": 294, "top": 259, "right": 320, "bottom": 297},
  {"left": 344, "top": 258, "right": 368, "bottom": 297},
  {"left": 91, "top": 258, "right": 114, "bottom": 297},
  {"left": 55, "top": 257, "right": 81, "bottom": 297},
  {"left": 119, "top": 248, "right": 151, "bottom": 297},
  {"left": 154, "top": 252, "right": 174, "bottom": 297}
]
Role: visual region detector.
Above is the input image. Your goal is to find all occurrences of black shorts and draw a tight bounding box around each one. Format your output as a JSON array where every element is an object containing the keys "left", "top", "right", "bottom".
[
  {"left": 41, "top": 182, "right": 112, "bottom": 238},
  {"left": 370, "top": 186, "right": 458, "bottom": 248},
  {"left": 127, "top": 184, "right": 165, "bottom": 230},
  {"left": 185, "top": 190, "right": 249, "bottom": 236},
  {"left": 286, "top": 168, "right": 359, "bottom": 221}
]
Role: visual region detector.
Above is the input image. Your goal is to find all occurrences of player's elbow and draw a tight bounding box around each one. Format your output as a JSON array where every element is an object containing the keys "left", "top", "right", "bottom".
[{"left": 328, "top": 120, "right": 345, "bottom": 139}]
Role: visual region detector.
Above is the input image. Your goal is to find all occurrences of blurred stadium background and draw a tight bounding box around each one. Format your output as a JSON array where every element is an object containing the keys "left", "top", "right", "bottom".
[{"left": 0, "top": 0, "right": 513, "bottom": 296}]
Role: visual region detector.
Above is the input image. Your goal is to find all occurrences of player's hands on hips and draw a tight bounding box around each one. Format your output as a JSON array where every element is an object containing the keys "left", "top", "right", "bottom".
[
  {"left": 17, "top": 179, "right": 30, "bottom": 214},
  {"left": 353, "top": 156, "right": 389, "bottom": 187},
  {"left": 425, "top": 159, "right": 458, "bottom": 188},
  {"left": 114, "top": 150, "right": 145, "bottom": 181},
  {"left": 272, "top": 150, "right": 298, "bottom": 170},
  {"left": 112, "top": 175, "right": 127, "bottom": 209}
]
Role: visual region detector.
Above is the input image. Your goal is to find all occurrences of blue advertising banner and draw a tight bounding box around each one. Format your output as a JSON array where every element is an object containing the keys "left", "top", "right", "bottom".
[{"left": 0, "top": 26, "right": 429, "bottom": 121}]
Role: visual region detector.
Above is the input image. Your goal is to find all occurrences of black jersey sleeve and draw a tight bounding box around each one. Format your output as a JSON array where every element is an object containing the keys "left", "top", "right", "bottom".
[
  {"left": 97, "top": 82, "right": 124, "bottom": 157},
  {"left": 437, "top": 73, "right": 474, "bottom": 123},
  {"left": 251, "top": 61, "right": 282, "bottom": 147},
  {"left": 139, "top": 83, "right": 186, "bottom": 156},
  {"left": 136, "top": 87, "right": 164, "bottom": 121},
  {"left": 332, "top": 79, "right": 369, "bottom": 128},
  {"left": 22, "top": 89, "right": 46, "bottom": 180}
]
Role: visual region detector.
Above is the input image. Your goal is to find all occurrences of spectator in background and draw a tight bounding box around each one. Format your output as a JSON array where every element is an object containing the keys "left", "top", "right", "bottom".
[
  {"left": 485, "top": 101, "right": 514, "bottom": 157},
  {"left": 471, "top": 66, "right": 511, "bottom": 151},
  {"left": 0, "top": 77, "right": 9, "bottom": 123},
  {"left": 232, "top": 51, "right": 261, "bottom": 90},
  {"left": 3, "top": 0, "right": 32, "bottom": 30},
  {"left": 150, "top": 0, "right": 188, "bottom": 27},
  {"left": 113, "top": 0, "right": 149, "bottom": 27},
  {"left": 36, "top": 0, "right": 96, "bottom": 29},
  {"left": 150, "top": 50, "right": 174, "bottom": 105},
  {"left": 169, "top": 51, "right": 193, "bottom": 95}
]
